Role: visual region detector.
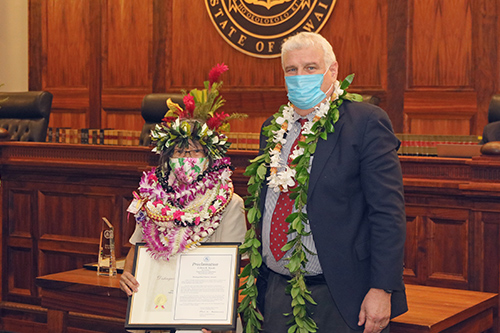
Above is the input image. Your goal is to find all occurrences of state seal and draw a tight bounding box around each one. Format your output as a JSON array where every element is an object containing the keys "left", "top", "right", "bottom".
[{"left": 205, "top": 0, "right": 337, "bottom": 58}]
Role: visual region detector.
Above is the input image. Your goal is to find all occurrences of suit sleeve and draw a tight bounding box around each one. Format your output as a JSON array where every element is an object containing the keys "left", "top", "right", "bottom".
[
  {"left": 359, "top": 108, "right": 406, "bottom": 291},
  {"left": 259, "top": 116, "right": 274, "bottom": 151}
]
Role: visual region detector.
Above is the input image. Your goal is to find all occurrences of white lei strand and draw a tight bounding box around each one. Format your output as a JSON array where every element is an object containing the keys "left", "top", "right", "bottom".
[{"left": 267, "top": 81, "right": 343, "bottom": 193}]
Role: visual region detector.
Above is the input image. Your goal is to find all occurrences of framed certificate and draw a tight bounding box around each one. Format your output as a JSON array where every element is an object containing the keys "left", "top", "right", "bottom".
[{"left": 125, "top": 242, "right": 241, "bottom": 331}]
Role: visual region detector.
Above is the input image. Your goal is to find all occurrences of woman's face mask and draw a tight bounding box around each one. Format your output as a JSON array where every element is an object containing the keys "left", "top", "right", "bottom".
[
  {"left": 169, "top": 157, "right": 209, "bottom": 184},
  {"left": 285, "top": 67, "right": 333, "bottom": 110}
]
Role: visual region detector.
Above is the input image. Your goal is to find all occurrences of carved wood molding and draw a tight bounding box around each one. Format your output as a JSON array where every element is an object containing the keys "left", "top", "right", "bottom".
[
  {"left": 0, "top": 142, "right": 157, "bottom": 175},
  {"left": 400, "top": 156, "right": 500, "bottom": 184},
  {"left": 400, "top": 156, "right": 472, "bottom": 180}
]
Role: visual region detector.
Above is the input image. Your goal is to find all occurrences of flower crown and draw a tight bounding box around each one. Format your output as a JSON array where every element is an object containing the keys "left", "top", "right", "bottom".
[{"left": 150, "top": 64, "right": 246, "bottom": 159}]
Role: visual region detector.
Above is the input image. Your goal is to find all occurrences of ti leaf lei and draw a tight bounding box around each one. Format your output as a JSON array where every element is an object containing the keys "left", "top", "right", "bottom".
[{"left": 238, "top": 74, "right": 362, "bottom": 333}]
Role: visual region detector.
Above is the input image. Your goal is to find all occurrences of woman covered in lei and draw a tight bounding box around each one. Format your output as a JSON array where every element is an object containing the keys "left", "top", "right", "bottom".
[{"left": 120, "top": 64, "right": 247, "bottom": 333}]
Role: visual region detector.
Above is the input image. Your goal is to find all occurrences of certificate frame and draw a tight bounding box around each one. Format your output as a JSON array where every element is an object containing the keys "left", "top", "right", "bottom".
[{"left": 125, "top": 242, "right": 241, "bottom": 331}]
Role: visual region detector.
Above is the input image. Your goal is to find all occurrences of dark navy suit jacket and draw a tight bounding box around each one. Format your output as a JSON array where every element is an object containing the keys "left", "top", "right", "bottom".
[{"left": 258, "top": 100, "right": 408, "bottom": 329}]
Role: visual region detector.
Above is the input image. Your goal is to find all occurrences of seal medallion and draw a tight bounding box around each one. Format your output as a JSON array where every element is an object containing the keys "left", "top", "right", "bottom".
[{"left": 205, "top": 0, "right": 337, "bottom": 58}]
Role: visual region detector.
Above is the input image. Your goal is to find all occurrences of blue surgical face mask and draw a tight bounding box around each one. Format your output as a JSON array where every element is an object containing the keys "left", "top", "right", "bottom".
[{"left": 285, "top": 68, "right": 333, "bottom": 110}]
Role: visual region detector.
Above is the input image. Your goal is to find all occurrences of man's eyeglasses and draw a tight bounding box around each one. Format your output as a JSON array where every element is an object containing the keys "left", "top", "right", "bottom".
[{"left": 172, "top": 148, "right": 204, "bottom": 157}]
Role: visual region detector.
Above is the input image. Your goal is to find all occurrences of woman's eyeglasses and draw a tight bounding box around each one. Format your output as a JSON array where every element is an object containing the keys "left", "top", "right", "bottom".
[{"left": 172, "top": 148, "right": 204, "bottom": 157}]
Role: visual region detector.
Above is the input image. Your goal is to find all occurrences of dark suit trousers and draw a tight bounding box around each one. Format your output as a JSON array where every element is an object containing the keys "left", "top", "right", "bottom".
[{"left": 260, "top": 266, "right": 390, "bottom": 333}]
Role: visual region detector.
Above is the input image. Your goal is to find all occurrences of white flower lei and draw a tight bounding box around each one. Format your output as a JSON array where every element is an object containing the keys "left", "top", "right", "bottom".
[{"left": 267, "top": 80, "right": 344, "bottom": 192}]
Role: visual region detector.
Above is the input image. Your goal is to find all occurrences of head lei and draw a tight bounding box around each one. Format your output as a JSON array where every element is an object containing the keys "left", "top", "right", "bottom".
[{"left": 150, "top": 63, "right": 246, "bottom": 159}]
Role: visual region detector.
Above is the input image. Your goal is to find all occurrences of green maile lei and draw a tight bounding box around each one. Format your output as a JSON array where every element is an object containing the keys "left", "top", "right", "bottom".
[{"left": 238, "top": 74, "right": 362, "bottom": 333}]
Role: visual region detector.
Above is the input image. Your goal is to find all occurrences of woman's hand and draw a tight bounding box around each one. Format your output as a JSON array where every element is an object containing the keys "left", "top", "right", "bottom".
[
  {"left": 120, "top": 247, "right": 139, "bottom": 296},
  {"left": 120, "top": 270, "right": 139, "bottom": 296}
]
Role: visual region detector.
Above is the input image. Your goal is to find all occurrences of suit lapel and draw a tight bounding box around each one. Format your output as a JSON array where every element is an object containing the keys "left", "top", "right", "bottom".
[{"left": 308, "top": 107, "right": 345, "bottom": 196}]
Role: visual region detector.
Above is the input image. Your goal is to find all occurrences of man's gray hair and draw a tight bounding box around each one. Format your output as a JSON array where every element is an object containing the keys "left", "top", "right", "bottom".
[{"left": 281, "top": 32, "right": 336, "bottom": 69}]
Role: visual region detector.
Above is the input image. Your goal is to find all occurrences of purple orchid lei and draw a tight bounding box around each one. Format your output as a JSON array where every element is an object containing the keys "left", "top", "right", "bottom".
[{"left": 134, "top": 157, "right": 234, "bottom": 260}]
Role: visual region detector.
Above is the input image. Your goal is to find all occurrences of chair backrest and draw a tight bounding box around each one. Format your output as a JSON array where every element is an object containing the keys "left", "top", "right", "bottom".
[
  {"left": 488, "top": 94, "right": 500, "bottom": 123},
  {"left": 361, "top": 94, "right": 380, "bottom": 106},
  {"left": 0, "top": 91, "right": 53, "bottom": 142},
  {"left": 139, "top": 93, "right": 185, "bottom": 146}
]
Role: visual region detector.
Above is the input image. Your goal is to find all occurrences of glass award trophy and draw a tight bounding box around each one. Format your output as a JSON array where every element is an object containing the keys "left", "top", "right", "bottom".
[{"left": 98, "top": 217, "right": 117, "bottom": 276}]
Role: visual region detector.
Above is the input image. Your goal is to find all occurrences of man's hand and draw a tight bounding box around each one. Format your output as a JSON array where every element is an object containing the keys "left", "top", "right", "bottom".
[
  {"left": 120, "top": 271, "right": 139, "bottom": 296},
  {"left": 358, "top": 288, "right": 391, "bottom": 333}
]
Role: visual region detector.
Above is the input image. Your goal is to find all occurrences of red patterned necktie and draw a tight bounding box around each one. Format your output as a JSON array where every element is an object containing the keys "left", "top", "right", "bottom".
[{"left": 270, "top": 118, "right": 307, "bottom": 261}]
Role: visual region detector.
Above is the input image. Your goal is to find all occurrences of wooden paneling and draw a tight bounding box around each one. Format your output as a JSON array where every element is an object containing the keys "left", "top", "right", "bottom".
[
  {"left": 399, "top": 155, "right": 500, "bottom": 333},
  {"left": 0, "top": 143, "right": 157, "bottom": 309},
  {"left": 326, "top": 0, "right": 387, "bottom": 89},
  {"left": 404, "top": 91, "right": 478, "bottom": 135},
  {"left": 409, "top": 0, "right": 473, "bottom": 88},
  {"left": 386, "top": 0, "right": 407, "bottom": 131},
  {"left": 48, "top": 112, "right": 88, "bottom": 130},
  {"left": 101, "top": 0, "right": 153, "bottom": 130},
  {"left": 482, "top": 211, "right": 500, "bottom": 292},
  {"left": 170, "top": 0, "right": 287, "bottom": 123},
  {"left": 28, "top": 0, "right": 43, "bottom": 91},
  {"left": 38, "top": 251, "right": 95, "bottom": 277},
  {"left": 8, "top": 248, "right": 33, "bottom": 296},
  {"left": 171, "top": 1, "right": 283, "bottom": 89},
  {"left": 102, "top": 0, "right": 151, "bottom": 89},
  {"left": 403, "top": 205, "right": 470, "bottom": 289},
  {"left": 8, "top": 191, "right": 33, "bottom": 237},
  {"left": 101, "top": 110, "right": 144, "bottom": 131},
  {"left": 40, "top": 0, "right": 92, "bottom": 128},
  {"left": 44, "top": 0, "right": 90, "bottom": 88},
  {"left": 39, "top": 192, "right": 114, "bottom": 238},
  {"left": 404, "top": 0, "right": 499, "bottom": 135},
  {"left": 402, "top": 213, "right": 418, "bottom": 280},
  {"left": 427, "top": 210, "right": 469, "bottom": 287},
  {"left": 405, "top": 0, "right": 476, "bottom": 135},
  {"left": 29, "top": 0, "right": 500, "bottom": 135},
  {"left": 5, "top": 190, "right": 35, "bottom": 303}
]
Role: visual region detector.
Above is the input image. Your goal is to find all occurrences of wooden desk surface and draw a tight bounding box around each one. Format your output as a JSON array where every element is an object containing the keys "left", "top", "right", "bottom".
[
  {"left": 36, "top": 268, "right": 128, "bottom": 320},
  {"left": 36, "top": 267, "right": 123, "bottom": 290},
  {"left": 391, "top": 284, "right": 498, "bottom": 333}
]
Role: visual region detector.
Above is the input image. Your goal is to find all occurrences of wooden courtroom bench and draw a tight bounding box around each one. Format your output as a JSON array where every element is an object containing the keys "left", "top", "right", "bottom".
[{"left": 35, "top": 269, "right": 497, "bottom": 333}]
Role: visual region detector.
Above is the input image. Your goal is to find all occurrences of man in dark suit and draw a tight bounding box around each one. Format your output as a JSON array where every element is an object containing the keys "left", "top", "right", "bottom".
[{"left": 254, "top": 32, "right": 408, "bottom": 332}]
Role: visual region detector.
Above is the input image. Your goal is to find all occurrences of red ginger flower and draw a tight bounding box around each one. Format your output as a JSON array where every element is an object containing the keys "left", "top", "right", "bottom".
[
  {"left": 209, "top": 63, "right": 229, "bottom": 88},
  {"left": 206, "top": 111, "right": 229, "bottom": 130},
  {"left": 178, "top": 109, "right": 190, "bottom": 119},
  {"left": 183, "top": 94, "right": 195, "bottom": 115},
  {"left": 162, "top": 116, "right": 177, "bottom": 123}
]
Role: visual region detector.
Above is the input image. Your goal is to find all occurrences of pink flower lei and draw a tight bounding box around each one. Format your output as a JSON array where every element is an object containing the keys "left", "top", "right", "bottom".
[{"left": 135, "top": 157, "right": 234, "bottom": 260}]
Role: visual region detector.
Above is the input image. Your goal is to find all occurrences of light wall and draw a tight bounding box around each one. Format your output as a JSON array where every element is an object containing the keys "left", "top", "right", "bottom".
[{"left": 0, "top": 0, "right": 28, "bottom": 91}]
